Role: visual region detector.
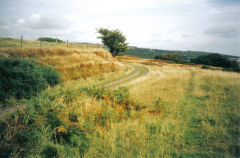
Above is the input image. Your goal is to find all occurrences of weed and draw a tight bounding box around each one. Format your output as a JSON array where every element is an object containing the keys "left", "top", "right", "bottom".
[{"left": 41, "top": 144, "right": 59, "bottom": 158}]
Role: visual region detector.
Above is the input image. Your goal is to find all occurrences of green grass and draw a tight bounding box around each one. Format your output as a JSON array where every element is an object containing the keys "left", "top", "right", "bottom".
[
  {"left": 1, "top": 67, "right": 239, "bottom": 157},
  {"left": 0, "top": 43, "right": 239, "bottom": 157},
  {"left": 127, "top": 66, "right": 240, "bottom": 157}
]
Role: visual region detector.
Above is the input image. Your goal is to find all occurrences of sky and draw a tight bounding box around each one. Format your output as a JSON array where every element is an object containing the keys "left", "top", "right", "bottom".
[{"left": 0, "top": 0, "right": 239, "bottom": 56}]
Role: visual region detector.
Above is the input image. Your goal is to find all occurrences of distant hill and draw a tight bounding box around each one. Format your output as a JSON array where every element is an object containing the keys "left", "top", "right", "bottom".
[{"left": 121, "top": 46, "right": 239, "bottom": 61}]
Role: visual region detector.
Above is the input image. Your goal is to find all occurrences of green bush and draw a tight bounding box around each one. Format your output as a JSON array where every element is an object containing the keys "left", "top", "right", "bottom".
[
  {"left": 40, "top": 65, "right": 61, "bottom": 86},
  {"left": 154, "top": 53, "right": 182, "bottom": 63},
  {"left": 191, "top": 54, "right": 240, "bottom": 72},
  {"left": 80, "top": 87, "right": 130, "bottom": 103},
  {"left": 41, "top": 144, "right": 59, "bottom": 158},
  {"left": 113, "top": 87, "right": 129, "bottom": 103},
  {"left": 0, "top": 58, "right": 61, "bottom": 102},
  {"left": 0, "top": 120, "right": 7, "bottom": 138}
]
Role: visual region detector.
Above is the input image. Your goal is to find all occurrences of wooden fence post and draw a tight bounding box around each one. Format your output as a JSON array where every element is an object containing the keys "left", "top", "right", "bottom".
[
  {"left": 40, "top": 40, "right": 42, "bottom": 48},
  {"left": 20, "top": 35, "right": 23, "bottom": 48},
  {"left": 56, "top": 38, "right": 57, "bottom": 48}
]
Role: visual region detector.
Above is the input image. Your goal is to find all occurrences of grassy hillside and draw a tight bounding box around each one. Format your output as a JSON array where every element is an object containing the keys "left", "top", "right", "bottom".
[
  {"left": 0, "top": 48, "right": 123, "bottom": 81},
  {"left": 122, "top": 46, "right": 239, "bottom": 61},
  {"left": 0, "top": 37, "right": 240, "bottom": 157}
]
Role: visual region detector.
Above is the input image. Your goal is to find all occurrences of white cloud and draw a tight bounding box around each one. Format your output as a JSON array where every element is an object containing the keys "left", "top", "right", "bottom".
[{"left": 0, "top": 0, "right": 239, "bottom": 55}]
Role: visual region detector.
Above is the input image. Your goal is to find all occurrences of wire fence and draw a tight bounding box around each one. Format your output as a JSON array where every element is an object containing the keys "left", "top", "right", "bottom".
[{"left": 14, "top": 36, "right": 103, "bottom": 49}]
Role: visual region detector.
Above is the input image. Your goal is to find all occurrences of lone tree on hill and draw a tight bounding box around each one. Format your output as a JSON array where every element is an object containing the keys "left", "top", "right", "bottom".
[{"left": 97, "top": 28, "right": 128, "bottom": 57}]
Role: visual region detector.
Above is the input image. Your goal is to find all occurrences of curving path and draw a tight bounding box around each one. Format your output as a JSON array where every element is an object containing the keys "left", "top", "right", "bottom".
[
  {"left": 0, "top": 64, "right": 148, "bottom": 117},
  {"left": 99, "top": 64, "right": 148, "bottom": 88}
]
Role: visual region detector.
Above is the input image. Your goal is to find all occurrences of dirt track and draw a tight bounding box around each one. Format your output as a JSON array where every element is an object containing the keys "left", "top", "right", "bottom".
[
  {"left": 0, "top": 64, "right": 148, "bottom": 117},
  {"left": 101, "top": 64, "right": 148, "bottom": 88}
]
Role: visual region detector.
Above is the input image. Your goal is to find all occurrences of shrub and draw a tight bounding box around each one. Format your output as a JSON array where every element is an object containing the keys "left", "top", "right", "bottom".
[
  {"left": 113, "top": 87, "right": 129, "bottom": 103},
  {"left": 191, "top": 54, "right": 240, "bottom": 72},
  {"left": 0, "top": 120, "right": 7, "bottom": 138},
  {"left": 154, "top": 53, "right": 182, "bottom": 63},
  {"left": 40, "top": 65, "right": 61, "bottom": 86},
  {"left": 202, "top": 65, "right": 211, "bottom": 69},
  {"left": 0, "top": 58, "right": 61, "bottom": 102},
  {"left": 0, "top": 89, "right": 89, "bottom": 157},
  {"left": 0, "top": 58, "right": 47, "bottom": 101},
  {"left": 41, "top": 144, "right": 59, "bottom": 158}
]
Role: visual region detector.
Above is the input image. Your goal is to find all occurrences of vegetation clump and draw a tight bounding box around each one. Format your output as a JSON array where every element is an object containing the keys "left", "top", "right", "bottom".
[
  {"left": 154, "top": 53, "right": 183, "bottom": 63},
  {"left": 0, "top": 58, "right": 61, "bottom": 102},
  {"left": 41, "top": 144, "right": 59, "bottom": 158},
  {"left": 0, "top": 94, "right": 89, "bottom": 157},
  {"left": 0, "top": 86, "right": 137, "bottom": 157},
  {"left": 191, "top": 53, "right": 240, "bottom": 72}
]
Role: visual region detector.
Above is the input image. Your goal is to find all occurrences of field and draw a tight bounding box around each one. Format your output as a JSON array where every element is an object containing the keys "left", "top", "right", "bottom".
[{"left": 0, "top": 38, "right": 240, "bottom": 157}]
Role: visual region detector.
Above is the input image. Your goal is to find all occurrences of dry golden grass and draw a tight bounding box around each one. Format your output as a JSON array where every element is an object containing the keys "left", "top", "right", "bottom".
[
  {"left": 51, "top": 60, "right": 238, "bottom": 157},
  {"left": 116, "top": 64, "right": 240, "bottom": 157},
  {"left": 128, "top": 65, "right": 191, "bottom": 104},
  {"left": 116, "top": 55, "right": 203, "bottom": 68},
  {"left": 1, "top": 41, "right": 239, "bottom": 157},
  {"left": 128, "top": 64, "right": 240, "bottom": 105},
  {"left": 65, "top": 57, "right": 238, "bottom": 157},
  {"left": 0, "top": 48, "right": 123, "bottom": 81}
]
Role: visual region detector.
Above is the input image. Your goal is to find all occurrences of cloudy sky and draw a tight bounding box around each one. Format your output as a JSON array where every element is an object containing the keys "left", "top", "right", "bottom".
[{"left": 0, "top": 0, "right": 239, "bottom": 55}]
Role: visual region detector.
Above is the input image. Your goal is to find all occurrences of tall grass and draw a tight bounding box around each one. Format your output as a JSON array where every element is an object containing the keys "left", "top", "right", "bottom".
[
  {"left": 0, "top": 46, "right": 239, "bottom": 157},
  {"left": 126, "top": 65, "right": 240, "bottom": 157},
  {"left": 0, "top": 48, "right": 123, "bottom": 81},
  {"left": 2, "top": 64, "right": 239, "bottom": 157}
]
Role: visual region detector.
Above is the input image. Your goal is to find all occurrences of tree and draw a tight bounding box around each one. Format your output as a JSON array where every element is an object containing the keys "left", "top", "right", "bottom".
[
  {"left": 191, "top": 54, "right": 240, "bottom": 72},
  {"left": 38, "top": 37, "right": 63, "bottom": 43},
  {"left": 97, "top": 28, "right": 128, "bottom": 57},
  {"left": 154, "top": 53, "right": 182, "bottom": 63}
]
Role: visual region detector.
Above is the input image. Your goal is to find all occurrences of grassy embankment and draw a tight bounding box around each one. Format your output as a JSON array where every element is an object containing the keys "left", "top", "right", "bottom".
[
  {"left": 0, "top": 37, "right": 239, "bottom": 157},
  {"left": 0, "top": 36, "right": 128, "bottom": 81}
]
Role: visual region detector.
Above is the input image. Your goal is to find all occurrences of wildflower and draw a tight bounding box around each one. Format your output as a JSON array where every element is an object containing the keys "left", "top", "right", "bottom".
[
  {"left": 57, "top": 125, "right": 67, "bottom": 133},
  {"left": 102, "top": 95, "right": 110, "bottom": 101}
]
